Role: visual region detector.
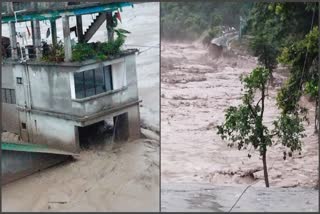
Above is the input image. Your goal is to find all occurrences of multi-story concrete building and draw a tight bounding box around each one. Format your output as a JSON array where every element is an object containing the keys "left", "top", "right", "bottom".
[{"left": 1, "top": 2, "right": 141, "bottom": 153}]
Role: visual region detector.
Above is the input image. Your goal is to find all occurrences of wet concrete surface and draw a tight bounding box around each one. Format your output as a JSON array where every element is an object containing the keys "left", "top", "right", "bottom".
[{"left": 162, "top": 183, "right": 319, "bottom": 212}]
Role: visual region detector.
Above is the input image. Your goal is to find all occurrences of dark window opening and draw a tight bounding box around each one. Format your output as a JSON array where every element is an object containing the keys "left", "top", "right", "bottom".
[
  {"left": 16, "top": 77, "right": 23, "bottom": 84},
  {"left": 21, "top": 123, "right": 27, "bottom": 129},
  {"left": 1, "top": 88, "right": 16, "bottom": 104},
  {"left": 75, "top": 65, "right": 113, "bottom": 99},
  {"left": 84, "top": 69, "right": 95, "bottom": 97},
  {"left": 104, "top": 65, "right": 113, "bottom": 91},
  {"left": 78, "top": 120, "right": 114, "bottom": 149}
]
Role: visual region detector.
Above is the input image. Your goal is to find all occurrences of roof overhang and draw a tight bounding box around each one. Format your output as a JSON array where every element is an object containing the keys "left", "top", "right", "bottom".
[{"left": 1, "top": 2, "right": 133, "bottom": 23}]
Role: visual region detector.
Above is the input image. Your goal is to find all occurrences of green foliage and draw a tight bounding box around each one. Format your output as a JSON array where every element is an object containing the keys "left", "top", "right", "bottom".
[
  {"left": 71, "top": 28, "right": 130, "bottom": 62},
  {"left": 161, "top": 2, "right": 249, "bottom": 40},
  {"left": 273, "top": 113, "right": 306, "bottom": 152},
  {"left": 99, "top": 28, "right": 129, "bottom": 56},
  {"left": 242, "top": 66, "right": 270, "bottom": 90},
  {"left": 72, "top": 43, "right": 96, "bottom": 61},
  {"left": 305, "top": 81, "right": 318, "bottom": 98},
  {"left": 277, "top": 26, "right": 319, "bottom": 112},
  {"left": 245, "top": 2, "right": 318, "bottom": 73},
  {"left": 217, "top": 66, "right": 307, "bottom": 187},
  {"left": 276, "top": 76, "right": 303, "bottom": 113},
  {"left": 250, "top": 34, "right": 278, "bottom": 71},
  {"left": 246, "top": 2, "right": 319, "bottom": 134},
  {"left": 41, "top": 28, "right": 131, "bottom": 62},
  {"left": 217, "top": 67, "right": 272, "bottom": 156},
  {"left": 208, "top": 26, "right": 222, "bottom": 38},
  {"left": 41, "top": 40, "right": 65, "bottom": 62}
]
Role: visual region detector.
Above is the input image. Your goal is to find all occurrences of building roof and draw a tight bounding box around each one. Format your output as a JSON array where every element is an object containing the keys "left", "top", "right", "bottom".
[
  {"left": 1, "top": 2, "right": 133, "bottom": 23},
  {"left": 3, "top": 48, "right": 139, "bottom": 67},
  {"left": 2, "top": 141, "right": 78, "bottom": 156}
]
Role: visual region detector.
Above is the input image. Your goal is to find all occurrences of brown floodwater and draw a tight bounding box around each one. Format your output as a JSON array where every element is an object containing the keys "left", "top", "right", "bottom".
[{"left": 161, "top": 41, "right": 318, "bottom": 188}]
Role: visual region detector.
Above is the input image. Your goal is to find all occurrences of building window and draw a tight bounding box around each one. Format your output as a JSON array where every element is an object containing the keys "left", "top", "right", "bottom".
[
  {"left": 1, "top": 88, "right": 16, "bottom": 104},
  {"left": 16, "top": 77, "right": 23, "bottom": 84},
  {"left": 21, "top": 123, "right": 27, "bottom": 129},
  {"left": 75, "top": 65, "right": 113, "bottom": 99}
]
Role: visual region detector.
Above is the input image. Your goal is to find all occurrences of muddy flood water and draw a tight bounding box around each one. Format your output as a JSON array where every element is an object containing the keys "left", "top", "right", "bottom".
[
  {"left": 2, "top": 3, "right": 159, "bottom": 212},
  {"left": 161, "top": 41, "right": 318, "bottom": 211}
]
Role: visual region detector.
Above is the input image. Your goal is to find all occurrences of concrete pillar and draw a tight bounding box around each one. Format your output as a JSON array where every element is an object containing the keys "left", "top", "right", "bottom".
[
  {"left": 31, "top": 2, "right": 42, "bottom": 59},
  {"left": 30, "top": 21, "right": 34, "bottom": 46},
  {"left": 76, "top": 15, "right": 84, "bottom": 43},
  {"left": 7, "top": 2, "right": 18, "bottom": 59},
  {"left": 127, "top": 105, "right": 141, "bottom": 140},
  {"left": 33, "top": 19, "right": 42, "bottom": 59},
  {"left": 50, "top": 19, "right": 57, "bottom": 47},
  {"left": 62, "top": 15, "right": 72, "bottom": 62},
  {"left": 114, "top": 113, "right": 129, "bottom": 142},
  {"left": 9, "top": 22, "right": 18, "bottom": 59},
  {"left": 114, "top": 105, "right": 141, "bottom": 142},
  {"left": 106, "top": 12, "right": 114, "bottom": 42}
]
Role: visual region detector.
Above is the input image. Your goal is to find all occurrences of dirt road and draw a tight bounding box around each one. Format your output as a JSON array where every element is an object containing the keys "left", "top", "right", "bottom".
[{"left": 161, "top": 41, "right": 318, "bottom": 188}]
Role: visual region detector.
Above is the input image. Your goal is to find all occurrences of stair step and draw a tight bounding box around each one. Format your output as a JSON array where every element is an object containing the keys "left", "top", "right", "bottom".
[{"left": 83, "top": 12, "right": 106, "bottom": 42}]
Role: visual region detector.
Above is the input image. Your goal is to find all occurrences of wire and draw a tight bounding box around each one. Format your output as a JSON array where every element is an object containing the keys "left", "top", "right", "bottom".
[
  {"left": 228, "top": 180, "right": 259, "bottom": 212},
  {"left": 125, "top": 44, "right": 159, "bottom": 48},
  {"left": 299, "top": 7, "right": 316, "bottom": 89},
  {"left": 137, "top": 46, "right": 154, "bottom": 55}
]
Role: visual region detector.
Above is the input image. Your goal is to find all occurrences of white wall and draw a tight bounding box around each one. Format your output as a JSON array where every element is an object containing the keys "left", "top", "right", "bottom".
[{"left": 112, "top": 61, "right": 127, "bottom": 90}]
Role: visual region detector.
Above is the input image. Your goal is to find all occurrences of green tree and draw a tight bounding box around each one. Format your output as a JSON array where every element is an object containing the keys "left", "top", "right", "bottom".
[
  {"left": 217, "top": 67, "right": 306, "bottom": 187},
  {"left": 161, "top": 2, "right": 246, "bottom": 40},
  {"left": 245, "top": 3, "right": 318, "bottom": 80},
  {"left": 250, "top": 34, "right": 278, "bottom": 74},
  {"left": 277, "top": 26, "right": 319, "bottom": 132}
]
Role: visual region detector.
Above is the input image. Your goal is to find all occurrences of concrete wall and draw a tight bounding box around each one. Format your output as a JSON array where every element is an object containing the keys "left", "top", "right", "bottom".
[
  {"left": 1, "top": 64, "right": 19, "bottom": 133},
  {"left": 10, "top": 54, "right": 139, "bottom": 118},
  {"left": 71, "top": 55, "right": 139, "bottom": 116},
  {"left": 127, "top": 104, "right": 141, "bottom": 140},
  {"left": 2, "top": 150, "right": 70, "bottom": 185},
  {"left": 2, "top": 104, "right": 19, "bottom": 134},
  {"left": 2, "top": 53, "right": 140, "bottom": 151},
  {"left": 18, "top": 112, "right": 80, "bottom": 152},
  {"left": 113, "top": 104, "right": 141, "bottom": 142},
  {"left": 13, "top": 63, "right": 76, "bottom": 115}
]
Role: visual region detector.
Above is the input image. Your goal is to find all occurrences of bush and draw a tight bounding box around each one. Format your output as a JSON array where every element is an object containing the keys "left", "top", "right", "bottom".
[
  {"left": 72, "top": 43, "right": 96, "bottom": 61},
  {"left": 41, "top": 28, "right": 130, "bottom": 62},
  {"left": 71, "top": 28, "right": 129, "bottom": 61},
  {"left": 41, "top": 40, "right": 65, "bottom": 62}
]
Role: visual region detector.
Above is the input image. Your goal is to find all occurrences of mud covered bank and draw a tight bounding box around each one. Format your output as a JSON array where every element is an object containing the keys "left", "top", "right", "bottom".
[{"left": 161, "top": 41, "right": 318, "bottom": 188}]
